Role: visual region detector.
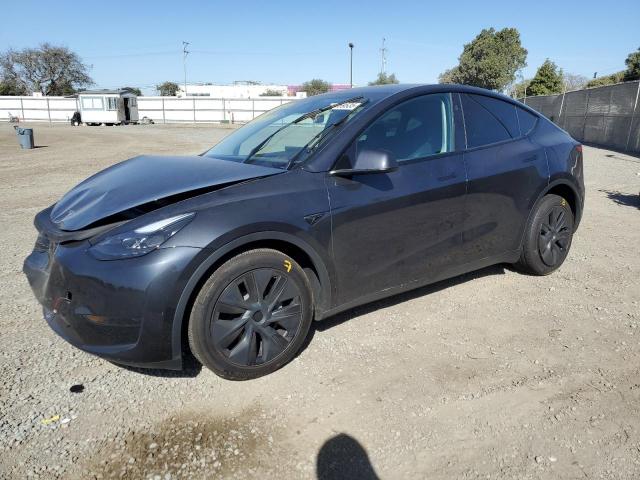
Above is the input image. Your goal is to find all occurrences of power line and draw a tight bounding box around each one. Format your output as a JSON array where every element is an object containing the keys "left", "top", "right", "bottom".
[
  {"left": 83, "top": 50, "right": 179, "bottom": 59},
  {"left": 83, "top": 47, "right": 331, "bottom": 60}
]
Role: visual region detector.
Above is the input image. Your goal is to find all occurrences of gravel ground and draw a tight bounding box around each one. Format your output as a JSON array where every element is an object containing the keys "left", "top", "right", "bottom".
[{"left": 1, "top": 123, "right": 639, "bottom": 480}]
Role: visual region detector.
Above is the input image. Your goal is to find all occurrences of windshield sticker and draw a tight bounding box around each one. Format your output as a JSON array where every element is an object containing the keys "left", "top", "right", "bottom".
[{"left": 331, "top": 102, "right": 363, "bottom": 111}]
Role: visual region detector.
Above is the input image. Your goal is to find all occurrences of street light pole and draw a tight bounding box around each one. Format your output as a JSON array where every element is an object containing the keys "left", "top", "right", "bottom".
[
  {"left": 182, "top": 41, "right": 190, "bottom": 97},
  {"left": 348, "top": 43, "right": 354, "bottom": 88}
]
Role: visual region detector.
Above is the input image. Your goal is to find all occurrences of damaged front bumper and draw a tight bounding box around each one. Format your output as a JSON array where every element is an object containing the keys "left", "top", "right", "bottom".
[{"left": 23, "top": 218, "right": 203, "bottom": 370}]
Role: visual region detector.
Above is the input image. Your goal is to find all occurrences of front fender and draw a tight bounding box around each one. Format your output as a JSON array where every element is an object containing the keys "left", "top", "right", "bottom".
[{"left": 170, "top": 230, "right": 334, "bottom": 363}]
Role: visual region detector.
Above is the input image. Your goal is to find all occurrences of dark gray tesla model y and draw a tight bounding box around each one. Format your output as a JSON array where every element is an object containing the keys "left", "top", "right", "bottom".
[{"left": 24, "top": 84, "right": 584, "bottom": 379}]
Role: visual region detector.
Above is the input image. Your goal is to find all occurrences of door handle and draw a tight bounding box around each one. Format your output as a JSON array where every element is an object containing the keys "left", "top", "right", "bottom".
[{"left": 522, "top": 156, "right": 537, "bottom": 163}]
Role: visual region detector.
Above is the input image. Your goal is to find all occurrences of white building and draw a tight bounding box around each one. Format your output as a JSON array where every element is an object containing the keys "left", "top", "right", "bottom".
[
  {"left": 177, "top": 82, "right": 289, "bottom": 98},
  {"left": 77, "top": 89, "right": 139, "bottom": 125}
]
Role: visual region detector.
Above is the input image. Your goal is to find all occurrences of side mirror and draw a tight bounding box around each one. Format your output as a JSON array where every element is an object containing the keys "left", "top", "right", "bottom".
[{"left": 330, "top": 149, "right": 398, "bottom": 176}]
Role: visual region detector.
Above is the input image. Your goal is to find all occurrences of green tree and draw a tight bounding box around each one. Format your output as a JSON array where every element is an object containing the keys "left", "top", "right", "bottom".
[
  {"left": 438, "top": 27, "right": 527, "bottom": 91},
  {"left": 0, "top": 78, "right": 27, "bottom": 95},
  {"left": 437, "top": 68, "right": 458, "bottom": 84},
  {"left": 259, "top": 89, "right": 283, "bottom": 97},
  {"left": 122, "top": 86, "right": 142, "bottom": 96},
  {"left": 369, "top": 72, "right": 399, "bottom": 85},
  {"left": 300, "top": 79, "right": 331, "bottom": 96},
  {"left": 526, "top": 59, "right": 564, "bottom": 96},
  {"left": 585, "top": 71, "right": 624, "bottom": 88},
  {"left": 1, "top": 43, "right": 92, "bottom": 96},
  {"left": 156, "top": 81, "right": 180, "bottom": 96},
  {"left": 623, "top": 47, "right": 640, "bottom": 81}
]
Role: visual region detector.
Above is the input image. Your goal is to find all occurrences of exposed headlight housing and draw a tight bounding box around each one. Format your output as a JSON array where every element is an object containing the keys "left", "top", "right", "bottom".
[{"left": 89, "top": 213, "right": 195, "bottom": 260}]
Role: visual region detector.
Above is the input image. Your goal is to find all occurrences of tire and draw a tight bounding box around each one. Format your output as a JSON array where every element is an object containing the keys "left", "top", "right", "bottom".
[
  {"left": 188, "top": 249, "right": 313, "bottom": 380},
  {"left": 516, "top": 194, "right": 574, "bottom": 275},
  {"left": 70, "top": 112, "right": 81, "bottom": 126}
]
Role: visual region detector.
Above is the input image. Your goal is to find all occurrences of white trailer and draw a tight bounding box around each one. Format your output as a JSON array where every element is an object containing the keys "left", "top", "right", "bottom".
[{"left": 76, "top": 90, "right": 139, "bottom": 125}]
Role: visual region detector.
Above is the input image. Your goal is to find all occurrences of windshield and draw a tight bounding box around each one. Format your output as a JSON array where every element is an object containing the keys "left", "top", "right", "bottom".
[{"left": 203, "top": 94, "right": 369, "bottom": 169}]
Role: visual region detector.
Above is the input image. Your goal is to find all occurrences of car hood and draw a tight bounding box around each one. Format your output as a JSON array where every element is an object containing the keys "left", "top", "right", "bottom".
[{"left": 50, "top": 155, "right": 282, "bottom": 231}]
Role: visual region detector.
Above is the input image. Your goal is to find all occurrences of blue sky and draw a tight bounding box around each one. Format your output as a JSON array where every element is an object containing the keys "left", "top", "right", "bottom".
[{"left": 1, "top": 0, "right": 638, "bottom": 94}]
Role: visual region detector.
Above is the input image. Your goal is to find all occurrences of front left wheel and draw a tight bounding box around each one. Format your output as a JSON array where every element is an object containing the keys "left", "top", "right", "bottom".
[{"left": 187, "top": 249, "right": 313, "bottom": 380}]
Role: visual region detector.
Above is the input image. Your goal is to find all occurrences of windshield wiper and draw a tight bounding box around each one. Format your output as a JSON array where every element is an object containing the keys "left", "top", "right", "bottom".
[
  {"left": 244, "top": 96, "right": 365, "bottom": 166},
  {"left": 285, "top": 112, "right": 355, "bottom": 169}
]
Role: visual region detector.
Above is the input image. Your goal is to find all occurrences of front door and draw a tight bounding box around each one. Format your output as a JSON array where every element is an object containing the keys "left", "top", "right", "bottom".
[
  {"left": 123, "top": 98, "right": 131, "bottom": 122},
  {"left": 327, "top": 93, "right": 467, "bottom": 306}
]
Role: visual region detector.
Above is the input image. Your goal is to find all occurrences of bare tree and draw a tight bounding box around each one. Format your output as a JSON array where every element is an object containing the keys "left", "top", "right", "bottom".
[
  {"left": 1, "top": 43, "right": 92, "bottom": 96},
  {"left": 563, "top": 73, "right": 588, "bottom": 91}
]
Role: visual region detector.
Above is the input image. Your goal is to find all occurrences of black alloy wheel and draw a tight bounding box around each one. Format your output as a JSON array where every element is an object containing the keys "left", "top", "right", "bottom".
[
  {"left": 516, "top": 193, "right": 574, "bottom": 276},
  {"left": 188, "top": 249, "right": 313, "bottom": 380},
  {"left": 211, "top": 268, "right": 303, "bottom": 367},
  {"left": 538, "top": 206, "right": 571, "bottom": 267}
]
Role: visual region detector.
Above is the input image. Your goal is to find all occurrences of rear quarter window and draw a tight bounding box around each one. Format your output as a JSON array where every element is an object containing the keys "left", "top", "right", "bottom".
[{"left": 516, "top": 107, "right": 539, "bottom": 135}]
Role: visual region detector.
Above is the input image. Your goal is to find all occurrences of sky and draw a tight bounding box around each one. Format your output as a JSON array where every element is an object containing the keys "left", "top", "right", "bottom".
[{"left": 1, "top": 0, "right": 638, "bottom": 95}]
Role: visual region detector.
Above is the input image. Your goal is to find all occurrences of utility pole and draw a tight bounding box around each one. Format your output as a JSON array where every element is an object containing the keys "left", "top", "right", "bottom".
[
  {"left": 348, "top": 42, "right": 354, "bottom": 88},
  {"left": 182, "top": 41, "right": 190, "bottom": 97},
  {"left": 380, "top": 38, "right": 388, "bottom": 75}
]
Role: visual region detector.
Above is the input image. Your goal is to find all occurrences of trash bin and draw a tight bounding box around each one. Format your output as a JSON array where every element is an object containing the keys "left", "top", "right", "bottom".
[{"left": 14, "top": 126, "right": 34, "bottom": 149}]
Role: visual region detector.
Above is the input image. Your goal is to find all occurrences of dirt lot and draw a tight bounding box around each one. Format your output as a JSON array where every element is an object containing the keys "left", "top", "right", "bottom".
[{"left": 0, "top": 123, "right": 639, "bottom": 480}]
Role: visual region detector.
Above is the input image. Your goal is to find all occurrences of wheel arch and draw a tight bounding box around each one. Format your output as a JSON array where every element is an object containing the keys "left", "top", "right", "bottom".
[
  {"left": 171, "top": 231, "right": 333, "bottom": 364},
  {"left": 541, "top": 179, "right": 582, "bottom": 230},
  {"left": 517, "top": 178, "right": 582, "bottom": 254}
]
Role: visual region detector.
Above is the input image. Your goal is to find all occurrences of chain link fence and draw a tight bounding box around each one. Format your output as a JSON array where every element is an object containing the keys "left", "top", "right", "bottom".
[{"left": 522, "top": 80, "right": 640, "bottom": 153}]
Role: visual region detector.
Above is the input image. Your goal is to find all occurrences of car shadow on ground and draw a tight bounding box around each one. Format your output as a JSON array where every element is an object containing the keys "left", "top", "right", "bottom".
[
  {"left": 599, "top": 189, "right": 640, "bottom": 209},
  {"left": 313, "top": 263, "right": 506, "bottom": 334},
  {"left": 109, "top": 353, "right": 202, "bottom": 378},
  {"left": 316, "top": 433, "right": 380, "bottom": 480},
  {"left": 112, "top": 264, "right": 506, "bottom": 379}
]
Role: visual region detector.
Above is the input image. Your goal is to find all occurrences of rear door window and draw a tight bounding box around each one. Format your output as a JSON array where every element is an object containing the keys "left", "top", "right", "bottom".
[
  {"left": 461, "top": 93, "right": 512, "bottom": 148},
  {"left": 469, "top": 94, "right": 520, "bottom": 137},
  {"left": 356, "top": 93, "right": 454, "bottom": 163}
]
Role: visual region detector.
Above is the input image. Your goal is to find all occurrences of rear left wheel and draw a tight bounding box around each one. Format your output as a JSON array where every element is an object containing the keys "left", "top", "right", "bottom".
[
  {"left": 517, "top": 194, "right": 574, "bottom": 275},
  {"left": 188, "top": 249, "right": 313, "bottom": 380}
]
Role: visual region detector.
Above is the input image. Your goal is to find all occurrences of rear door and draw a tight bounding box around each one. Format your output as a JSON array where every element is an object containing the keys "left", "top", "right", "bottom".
[
  {"left": 327, "top": 93, "right": 467, "bottom": 306},
  {"left": 459, "top": 93, "right": 547, "bottom": 262}
]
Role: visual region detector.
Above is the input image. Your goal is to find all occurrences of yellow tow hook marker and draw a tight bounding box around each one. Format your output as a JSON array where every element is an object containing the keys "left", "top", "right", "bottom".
[{"left": 283, "top": 260, "right": 292, "bottom": 273}]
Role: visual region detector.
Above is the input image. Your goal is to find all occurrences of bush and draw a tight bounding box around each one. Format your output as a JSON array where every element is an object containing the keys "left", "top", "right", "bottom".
[
  {"left": 259, "top": 89, "right": 283, "bottom": 97},
  {"left": 585, "top": 72, "right": 624, "bottom": 88}
]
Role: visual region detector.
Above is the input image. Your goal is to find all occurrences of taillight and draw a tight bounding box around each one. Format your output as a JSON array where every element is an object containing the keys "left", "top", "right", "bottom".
[{"left": 575, "top": 144, "right": 583, "bottom": 153}]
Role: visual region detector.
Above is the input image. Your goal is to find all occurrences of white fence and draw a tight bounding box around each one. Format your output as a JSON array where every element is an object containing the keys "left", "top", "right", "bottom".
[
  {"left": 0, "top": 96, "right": 78, "bottom": 123},
  {"left": 136, "top": 96, "right": 295, "bottom": 123},
  {"left": 0, "top": 95, "right": 299, "bottom": 124}
]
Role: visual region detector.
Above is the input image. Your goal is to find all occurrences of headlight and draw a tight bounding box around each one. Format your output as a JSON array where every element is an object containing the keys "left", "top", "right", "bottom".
[{"left": 89, "top": 213, "right": 195, "bottom": 260}]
